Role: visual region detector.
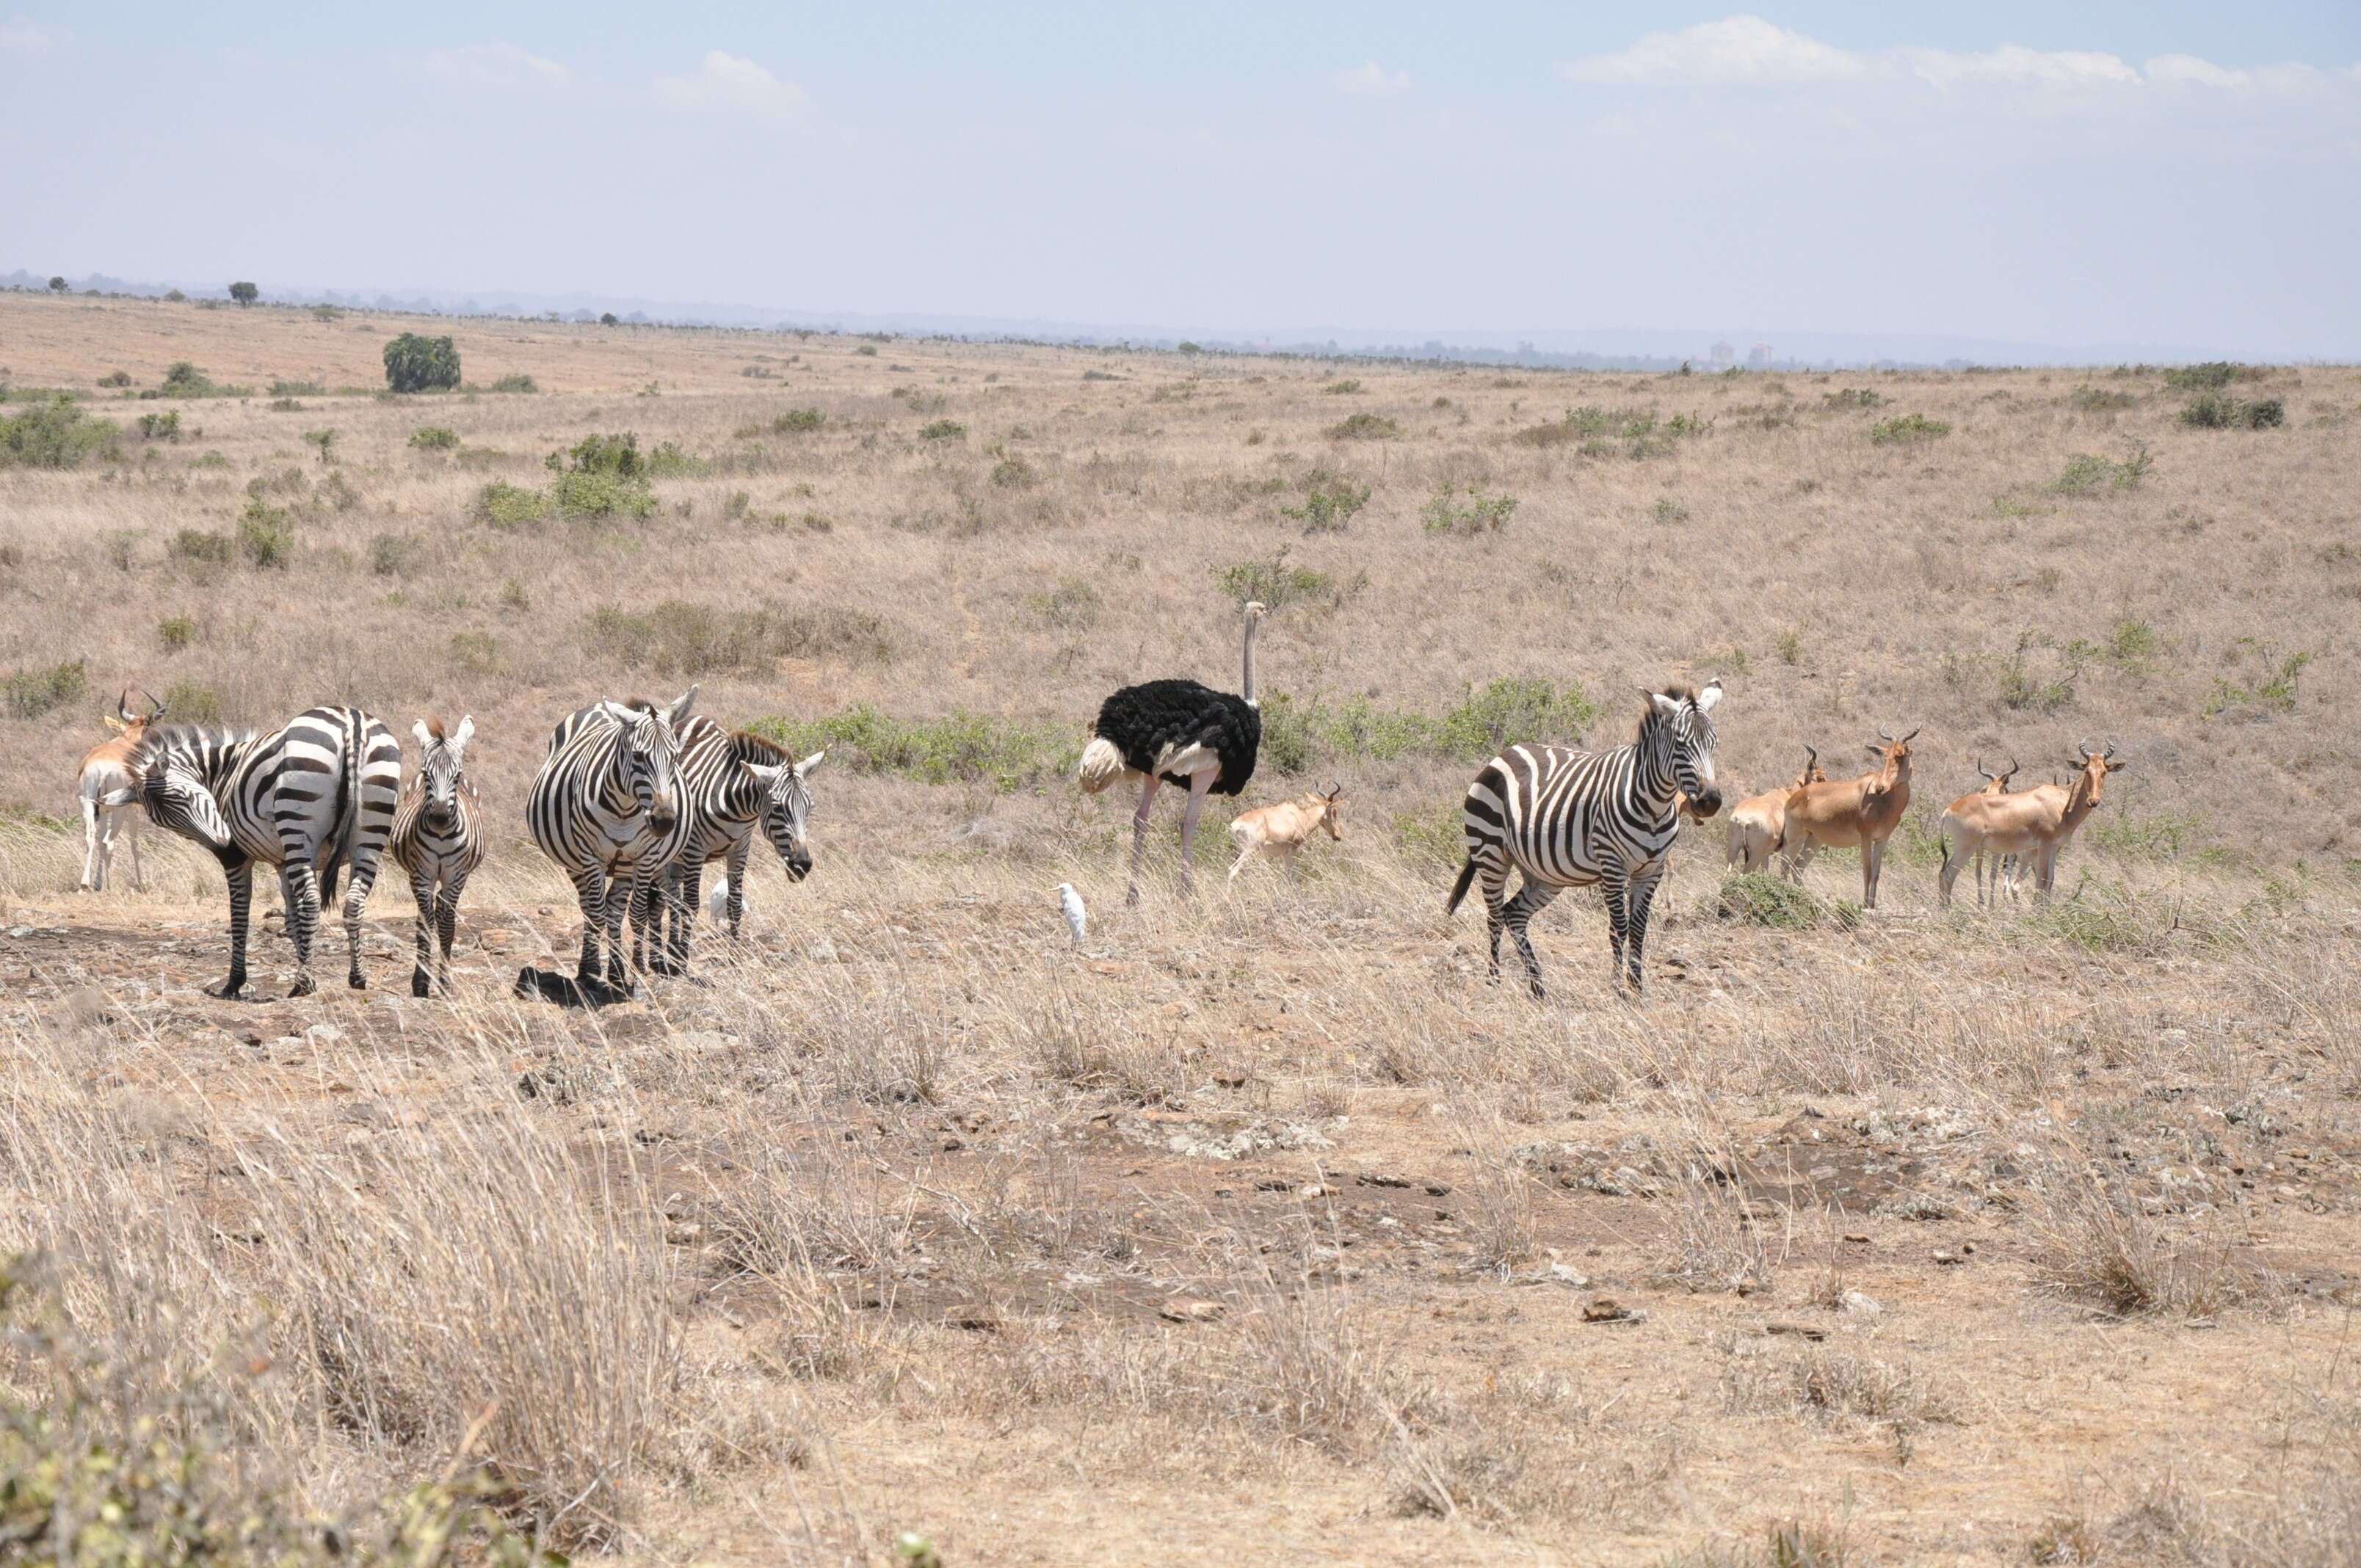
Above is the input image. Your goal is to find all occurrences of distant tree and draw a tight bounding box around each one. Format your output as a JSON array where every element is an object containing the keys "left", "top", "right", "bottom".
[
  {"left": 47, "top": 276, "right": 65, "bottom": 294},
  {"left": 382, "top": 333, "right": 461, "bottom": 393},
  {"left": 163, "top": 288, "right": 186, "bottom": 302},
  {"left": 1178, "top": 341, "right": 1203, "bottom": 355},
  {"left": 600, "top": 312, "right": 619, "bottom": 327},
  {"left": 228, "top": 280, "right": 259, "bottom": 307}
]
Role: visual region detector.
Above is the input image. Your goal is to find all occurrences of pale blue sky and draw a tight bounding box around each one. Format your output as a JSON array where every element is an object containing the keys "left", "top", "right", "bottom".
[{"left": 6, "top": 4, "right": 2357, "bottom": 353}]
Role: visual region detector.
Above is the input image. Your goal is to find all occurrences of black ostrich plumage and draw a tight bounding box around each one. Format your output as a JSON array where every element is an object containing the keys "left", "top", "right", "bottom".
[{"left": 1092, "top": 679, "right": 1261, "bottom": 796}]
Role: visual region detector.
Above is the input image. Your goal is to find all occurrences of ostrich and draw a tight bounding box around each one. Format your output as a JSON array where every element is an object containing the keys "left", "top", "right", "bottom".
[{"left": 1078, "top": 600, "right": 1269, "bottom": 904}]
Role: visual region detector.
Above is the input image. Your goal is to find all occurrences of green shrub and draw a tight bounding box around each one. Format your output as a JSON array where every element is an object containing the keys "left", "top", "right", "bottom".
[
  {"left": 856, "top": 344, "right": 878, "bottom": 357},
  {"left": 156, "top": 615, "right": 197, "bottom": 650},
  {"left": 382, "top": 333, "right": 460, "bottom": 393},
  {"left": 1285, "top": 470, "right": 1373, "bottom": 534},
  {"left": 268, "top": 397, "right": 305, "bottom": 412},
  {"left": 162, "top": 681, "right": 223, "bottom": 721},
  {"left": 4, "top": 657, "right": 86, "bottom": 719},
  {"left": 773, "top": 407, "right": 825, "bottom": 433},
  {"left": 156, "top": 362, "right": 216, "bottom": 397},
  {"left": 136, "top": 410, "right": 181, "bottom": 441},
  {"left": 98, "top": 370, "right": 131, "bottom": 388},
  {"left": 554, "top": 431, "right": 646, "bottom": 478},
  {"left": 228, "top": 279, "right": 258, "bottom": 305},
  {"left": 476, "top": 481, "right": 548, "bottom": 528},
  {"left": 1212, "top": 548, "right": 1362, "bottom": 611},
  {"left": 1254, "top": 677, "right": 1596, "bottom": 774},
  {"left": 551, "top": 468, "right": 657, "bottom": 519},
  {"left": 918, "top": 418, "right": 966, "bottom": 440},
  {"left": 1322, "top": 379, "right": 1363, "bottom": 394},
  {"left": 449, "top": 630, "right": 498, "bottom": 672},
  {"left": 1714, "top": 873, "right": 1838, "bottom": 929},
  {"left": 1422, "top": 484, "right": 1518, "bottom": 535},
  {"left": 582, "top": 600, "right": 896, "bottom": 675},
  {"left": 1324, "top": 412, "right": 1399, "bottom": 440},
  {"left": 1026, "top": 577, "right": 1100, "bottom": 630},
  {"left": 237, "top": 500, "right": 295, "bottom": 567},
  {"left": 2243, "top": 397, "right": 2285, "bottom": 429},
  {"left": 2180, "top": 394, "right": 2237, "bottom": 429},
  {"left": 269, "top": 380, "right": 324, "bottom": 396},
  {"left": 490, "top": 372, "right": 539, "bottom": 393},
  {"left": 408, "top": 424, "right": 460, "bottom": 450},
  {"left": 0, "top": 395, "right": 117, "bottom": 468},
  {"left": 2070, "top": 386, "right": 2137, "bottom": 410},
  {"left": 990, "top": 454, "right": 1038, "bottom": 488},
  {"left": 749, "top": 705, "right": 1073, "bottom": 792},
  {"left": 1650, "top": 498, "right": 1690, "bottom": 524},
  {"left": 1869, "top": 413, "right": 1951, "bottom": 444},
  {"left": 369, "top": 531, "right": 426, "bottom": 577},
  {"left": 1822, "top": 387, "right": 1884, "bottom": 409},
  {"left": 168, "top": 529, "right": 233, "bottom": 565},
  {"left": 2164, "top": 361, "right": 2240, "bottom": 391}
]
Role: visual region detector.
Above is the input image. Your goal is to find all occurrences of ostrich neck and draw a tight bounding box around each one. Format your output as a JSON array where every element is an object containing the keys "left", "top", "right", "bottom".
[{"left": 1241, "top": 611, "right": 1261, "bottom": 707}]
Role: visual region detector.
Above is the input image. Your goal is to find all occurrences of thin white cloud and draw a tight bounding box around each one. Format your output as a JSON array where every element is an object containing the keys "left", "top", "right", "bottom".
[
  {"left": 1334, "top": 60, "right": 1412, "bottom": 96},
  {"left": 653, "top": 50, "right": 812, "bottom": 125},
  {"left": 1557, "top": 16, "right": 1864, "bottom": 87},
  {"left": 0, "top": 16, "right": 65, "bottom": 52},
  {"left": 1559, "top": 15, "right": 2332, "bottom": 100},
  {"left": 425, "top": 43, "right": 570, "bottom": 91}
]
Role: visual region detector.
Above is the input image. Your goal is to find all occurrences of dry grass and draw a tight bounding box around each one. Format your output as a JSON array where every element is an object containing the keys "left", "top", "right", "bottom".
[{"left": 0, "top": 294, "right": 2357, "bottom": 1564}]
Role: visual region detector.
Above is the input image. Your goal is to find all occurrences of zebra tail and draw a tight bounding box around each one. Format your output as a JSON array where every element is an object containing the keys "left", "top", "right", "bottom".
[
  {"left": 1444, "top": 856, "right": 1479, "bottom": 916},
  {"left": 320, "top": 711, "right": 363, "bottom": 904}
]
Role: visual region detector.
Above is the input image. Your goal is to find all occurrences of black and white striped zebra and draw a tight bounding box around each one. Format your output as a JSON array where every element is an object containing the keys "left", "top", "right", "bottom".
[
  {"left": 388, "top": 716, "right": 485, "bottom": 998},
  {"left": 525, "top": 690, "right": 697, "bottom": 993},
  {"left": 647, "top": 716, "right": 823, "bottom": 973},
  {"left": 1444, "top": 680, "right": 1724, "bottom": 998},
  {"left": 111, "top": 705, "right": 402, "bottom": 998}
]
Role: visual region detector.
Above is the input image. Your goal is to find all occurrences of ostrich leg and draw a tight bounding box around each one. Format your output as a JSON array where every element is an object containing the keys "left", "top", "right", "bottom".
[
  {"left": 1127, "top": 775, "right": 1164, "bottom": 907},
  {"left": 1177, "top": 772, "right": 1216, "bottom": 896}
]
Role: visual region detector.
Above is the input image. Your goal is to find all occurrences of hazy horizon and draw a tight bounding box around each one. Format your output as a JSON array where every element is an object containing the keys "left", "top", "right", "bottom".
[{"left": 5, "top": 3, "right": 2357, "bottom": 357}]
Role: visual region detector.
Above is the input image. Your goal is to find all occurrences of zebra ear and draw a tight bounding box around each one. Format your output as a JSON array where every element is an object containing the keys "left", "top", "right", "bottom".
[
  {"left": 667, "top": 686, "right": 700, "bottom": 727},
  {"left": 452, "top": 716, "right": 475, "bottom": 756},
  {"left": 412, "top": 719, "right": 432, "bottom": 751},
  {"left": 1648, "top": 690, "right": 1681, "bottom": 718},
  {"left": 797, "top": 749, "right": 826, "bottom": 775},
  {"left": 598, "top": 699, "right": 635, "bottom": 723},
  {"left": 1696, "top": 680, "right": 1723, "bottom": 714}
]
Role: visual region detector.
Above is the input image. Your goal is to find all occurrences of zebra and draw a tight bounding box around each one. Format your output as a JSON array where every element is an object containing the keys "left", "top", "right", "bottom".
[
  {"left": 388, "top": 716, "right": 485, "bottom": 998},
  {"left": 1444, "top": 680, "right": 1724, "bottom": 998},
  {"left": 525, "top": 689, "right": 697, "bottom": 995},
  {"left": 108, "top": 706, "right": 402, "bottom": 998},
  {"left": 646, "top": 716, "right": 824, "bottom": 974}
]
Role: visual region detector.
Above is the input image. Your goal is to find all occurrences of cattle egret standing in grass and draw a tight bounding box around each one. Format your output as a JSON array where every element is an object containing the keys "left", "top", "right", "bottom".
[{"left": 1058, "top": 882, "right": 1087, "bottom": 945}]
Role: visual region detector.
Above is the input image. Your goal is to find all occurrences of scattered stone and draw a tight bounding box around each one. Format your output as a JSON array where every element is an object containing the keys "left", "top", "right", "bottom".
[
  {"left": 1582, "top": 1296, "right": 1641, "bottom": 1323},
  {"left": 304, "top": 1023, "right": 344, "bottom": 1045},
  {"left": 1213, "top": 1068, "right": 1247, "bottom": 1089},
  {"left": 1766, "top": 1322, "right": 1827, "bottom": 1341},
  {"left": 1299, "top": 1183, "right": 1335, "bottom": 1199},
  {"left": 6, "top": 926, "right": 33, "bottom": 940},
  {"left": 1843, "top": 1233, "right": 1871, "bottom": 1244},
  {"left": 805, "top": 939, "right": 841, "bottom": 963},
  {"left": 1932, "top": 1249, "right": 1968, "bottom": 1266},
  {"left": 1158, "top": 1299, "right": 1225, "bottom": 1324},
  {"left": 1873, "top": 1194, "right": 1956, "bottom": 1222},
  {"left": 665, "top": 1222, "right": 706, "bottom": 1246},
  {"left": 1357, "top": 1172, "right": 1412, "bottom": 1188},
  {"left": 1839, "top": 1290, "right": 1883, "bottom": 1315},
  {"left": 1425, "top": 1182, "right": 1453, "bottom": 1197}
]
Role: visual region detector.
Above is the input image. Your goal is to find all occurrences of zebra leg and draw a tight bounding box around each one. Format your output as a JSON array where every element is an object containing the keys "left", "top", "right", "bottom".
[
  {"left": 569, "top": 865, "right": 610, "bottom": 986},
  {"left": 211, "top": 856, "right": 255, "bottom": 1000},
  {"left": 340, "top": 860, "right": 380, "bottom": 992},
  {"left": 409, "top": 866, "right": 438, "bottom": 997},
  {"left": 1502, "top": 878, "right": 1562, "bottom": 1001},
  {"left": 664, "top": 863, "right": 702, "bottom": 977},
  {"left": 1621, "top": 866, "right": 1667, "bottom": 995},
  {"left": 1476, "top": 860, "right": 1512, "bottom": 984},
  {"left": 1126, "top": 774, "right": 1164, "bottom": 907},
  {"left": 1603, "top": 873, "right": 1633, "bottom": 990},
  {"left": 723, "top": 842, "right": 751, "bottom": 939},
  {"left": 435, "top": 876, "right": 463, "bottom": 994},
  {"left": 281, "top": 857, "right": 324, "bottom": 998}
]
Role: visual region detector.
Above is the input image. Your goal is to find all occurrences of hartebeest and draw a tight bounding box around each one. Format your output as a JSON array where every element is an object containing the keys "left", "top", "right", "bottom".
[
  {"left": 1724, "top": 745, "right": 1827, "bottom": 873},
  {"left": 1938, "top": 741, "right": 2125, "bottom": 907},
  {"left": 1227, "top": 783, "right": 1344, "bottom": 882},
  {"left": 75, "top": 689, "right": 167, "bottom": 892},
  {"left": 1940, "top": 756, "right": 2025, "bottom": 905},
  {"left": 1780, "top": 726, "right": 1919, "bottom": 909}
]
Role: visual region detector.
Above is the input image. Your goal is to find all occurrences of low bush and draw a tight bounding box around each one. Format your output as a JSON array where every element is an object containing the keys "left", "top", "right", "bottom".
[
  {"left": 136, "top": 410, "right": 181, "bottom": 441},
  {"left": 383, "top": 333, "right": 460, "bottom": 393},
  {"left": 1026, "top": 577, "right": 1100, "bottom": 631},
  {"left": 552, "top": 468, "right": 657, "bottom": 519},
  {"left": 169, "top": 529, "right": 234, "bottom": 565},
  {"left": 1322, "top": 379, "right": 1363, "bottom": 395},
  {"left": 750, "top": 705, "right": 1073, "bottom": 791},
  {"left": 269, "top": 380, "right": 324, "bottom": 396},
  {"left": 2070, "top": 385, "right": 2137, "bottom": 411},
  {"left": 582, "top": 599, "right": 897, "bottom": 675},
  {"left": 1422, "top": 485, "right": 1518, "bottom": 535},
  {"left": 237, "top": 500, "right": 296, "bottom": 567},
  {"left": 1714, "top": 874, "right": 1842, "bottom": 929},
  {"left": 1258, "top": 678, "right": 1597, "bottom": 775},
  {"left": 990, "top": 454, "right": 1038, "bottom": 488},
  {"left": 408, "top": 424, "right": 460, "bottom": 450},
  {"left": 2052, "top": 446, "right": 2153, "bottom": 494},
  {"left": 774, "top": 407, "right": 825, "bottom": 433},
  {"left": 369, "top": 531, "right": 427, "bottom": 577},
  {"left": 2163, "top": 361, "right": 2242, "bottom": 391},
  {"left": 156, "top": 615, "right": 197, "bottom": 650},
  {"left": 918, "top": 418, "right": 966, "bottom": 440},
  {"left": 1823, "top": 387, "right": 1884, "bottom": 409},
  {"left": 489, "top": 372, "right": 539, "bottom": 393},
  {"left": 1324, "top": 412, "right": 1399, "bottom": 440},
  {"left": 475, "top": 480, "right": 549, "bottom": 529},
  {"left": 1869, "top": 413, "right": 1951, "bottom": 445},
  {"left": 1213, "top": 548, "right": 1364, "bottom": 612},
  {"left": 1284, "top": 469, "right": 1372, "bottom": 534},
  {"left": 162, "top": 681, "right": 222, "bottom": 722},
  {"left": 0, "top": 394, "right": 117, "bottom": 468},
  {"left": 4, "top": 657, "right": 87, "bottom": 719}
]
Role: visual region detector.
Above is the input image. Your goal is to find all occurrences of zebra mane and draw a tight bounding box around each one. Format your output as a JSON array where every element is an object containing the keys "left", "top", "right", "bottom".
[
  {"left": 127, "top": 722, "right": 254, "bottom": 772},
  {"left": 728, "top": 730, "right": 792, "bottom": 766},
  {"left": 423, "top": 716, "right": 447, "bottom": 740},
  {"left": 1632, "top": 684, "right": 1700, "bottom": 741}
]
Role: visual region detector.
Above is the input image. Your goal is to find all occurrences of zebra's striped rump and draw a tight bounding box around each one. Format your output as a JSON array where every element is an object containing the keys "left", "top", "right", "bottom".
[
  {"left": 124, "top": 708, "right": 402, "bottom": 998},
  {"left": 649, "top": 716, "right": 824, "bottom": 973},
  {"left": 390, "top": 716, "right": 485, "bottom": 997},
  {"left": 1446, "top": 680, "right": 1722, "bottom": 998},
  {"left": 526, "top": 688, "right": 698, "bottom": 992}
]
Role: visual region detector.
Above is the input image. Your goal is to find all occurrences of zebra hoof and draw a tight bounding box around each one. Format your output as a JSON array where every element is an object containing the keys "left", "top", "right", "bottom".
[
  {"left": 206, "top": 979, "right": 247, "bottom": 1001},
  {"left": 412, "top": 974, "right": 432, "bottom": 998},
  {"left": 286, "top": 976, "right": 317, "bottom": 999},
  {"left": 348, "top": 974, "right": 367, "bottom": 991}
]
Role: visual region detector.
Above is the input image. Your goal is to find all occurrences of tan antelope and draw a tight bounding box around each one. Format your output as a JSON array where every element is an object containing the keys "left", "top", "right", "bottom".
[
  {"left": 1780, "top": 726, "right": 1919, "bottom": 909},
  {"left": 75, "top": 689, "right": 167, "bottom": 892},
  {"left": 1938, "top": 741, "right": 2125, "bottom": 907},
  {"left": 1724, "top": 745, "right": 1827, "bottom": 873},
  {"left": 1227, "top": 783, "right": 1344, "bottom": 882},
  {"left": 1945, "top": 756, "right": 2025, "bottom": 904}
]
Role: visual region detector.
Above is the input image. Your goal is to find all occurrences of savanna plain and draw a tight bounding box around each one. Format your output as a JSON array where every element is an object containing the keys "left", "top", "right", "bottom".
[{"left": 1, "top": 290, "right": 2358, "bottom": 1566}]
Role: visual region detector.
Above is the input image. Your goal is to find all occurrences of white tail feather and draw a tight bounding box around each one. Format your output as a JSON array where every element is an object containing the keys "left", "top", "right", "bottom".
[
  {"left": 706, "top": 878, "right": 730, "bottom": 921},
  {"left": 1077, "top": 736, "right": 1126, "bottom": 794}
]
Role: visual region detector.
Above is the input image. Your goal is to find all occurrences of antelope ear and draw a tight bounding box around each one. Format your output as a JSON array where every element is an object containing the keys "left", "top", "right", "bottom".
[
  {"left": 452, "top": 716, "right": 475, "bottom": 755},
  {"left": 412, "top": 719, "right": 433, "bottom": 750},
  {"left": 2106, "top": 758, "right": 2128, "bottom": 772},
  {"left": 103, "top": 715, "right": 128, "bottom": 734},
  {"left": 667, "top": 686, "right": 700, "bottom": 727},
  {"left": 1695, "top": 680, "right": 1723, "bottom": 714},
  {"left": 1866, "top": 742, "right": 1887, "bottom": 755},
  {"left": 797, "top": 749, "right": 826, "bottom": 775}
]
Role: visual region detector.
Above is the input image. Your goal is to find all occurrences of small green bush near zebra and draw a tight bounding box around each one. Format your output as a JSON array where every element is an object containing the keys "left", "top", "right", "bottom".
[
  {"left": 408, "top": 425, "right": 460, "bottom": 450},
  {"left": 582, "top": 599, "right": 898, "bottom": 676},
  {"left": 551, "top": 469, "right": 657, "bottom": 520},
  {"left": 1715, "top": 874, "right": 1847, "bottom": 929},
  {"left": 1869, "top": 413, "right": 1951, "bottom": 445},
  {"left": 0, "top": 394, "right": 117, "bottom": 468},
  {"left": 383, "top": 334, "right": 461, "bottom": 394},
  {"left": 1324, "top": 411, "right": 1399, "bottom": 440},
  {"left": 162, "top": 681, "right": 222, "bottom": 721},
  {"left": 748, "top": 705, "right": 1074, "bottom": 792},
  {"left": 1421, "top": 484, "right": 1517, "bottom": 535},
  {"left": 4, "top": 657, "right": 86, "bottom": 719},
  {"left": 1255, "top": 678, "right": 1596, "bottom": 775}
]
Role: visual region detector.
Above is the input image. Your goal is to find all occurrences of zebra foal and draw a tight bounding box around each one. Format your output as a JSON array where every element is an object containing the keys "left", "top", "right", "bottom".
[
  {"left": 388, "top": 716, "right": 485, "bottom": 997},
  {"left": 526, "top": 689, "right": 697, "bottom": 995},
  {"left": 647, "top": 716, "right": 823, "bottom": 975},
  {"left": 1445, "top": 680, "right": 1723, "bottom": 998},
  {"left": 109, "top": 705, "right": 402, "bottom": 998}
]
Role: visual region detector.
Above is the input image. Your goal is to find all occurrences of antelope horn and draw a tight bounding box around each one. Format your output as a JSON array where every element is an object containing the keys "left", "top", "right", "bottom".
[
  {"left": 2003, "top": 756, "right": 2019, "bottom": 779},
  {"left": 1975, "top": 756, "right": 1995, "bottom": 780},
  {"left": 142, "top": 687, "right": 167, "bottom": 719},
  {"left": 1901, "top": 726, "right": 1921, "bottom": 744},
  {"left": 1876, "top": 725, "right": 1894, "bottom": 742},
  {"left": 2102, "top": 740, "right": 2117, "bottom": 760},
  {"left": 116, "top": 688, "right": 135, "bottom": 723},
  {"left": 2075, "top": 740, "right": 2094, "bottom": 763}
]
